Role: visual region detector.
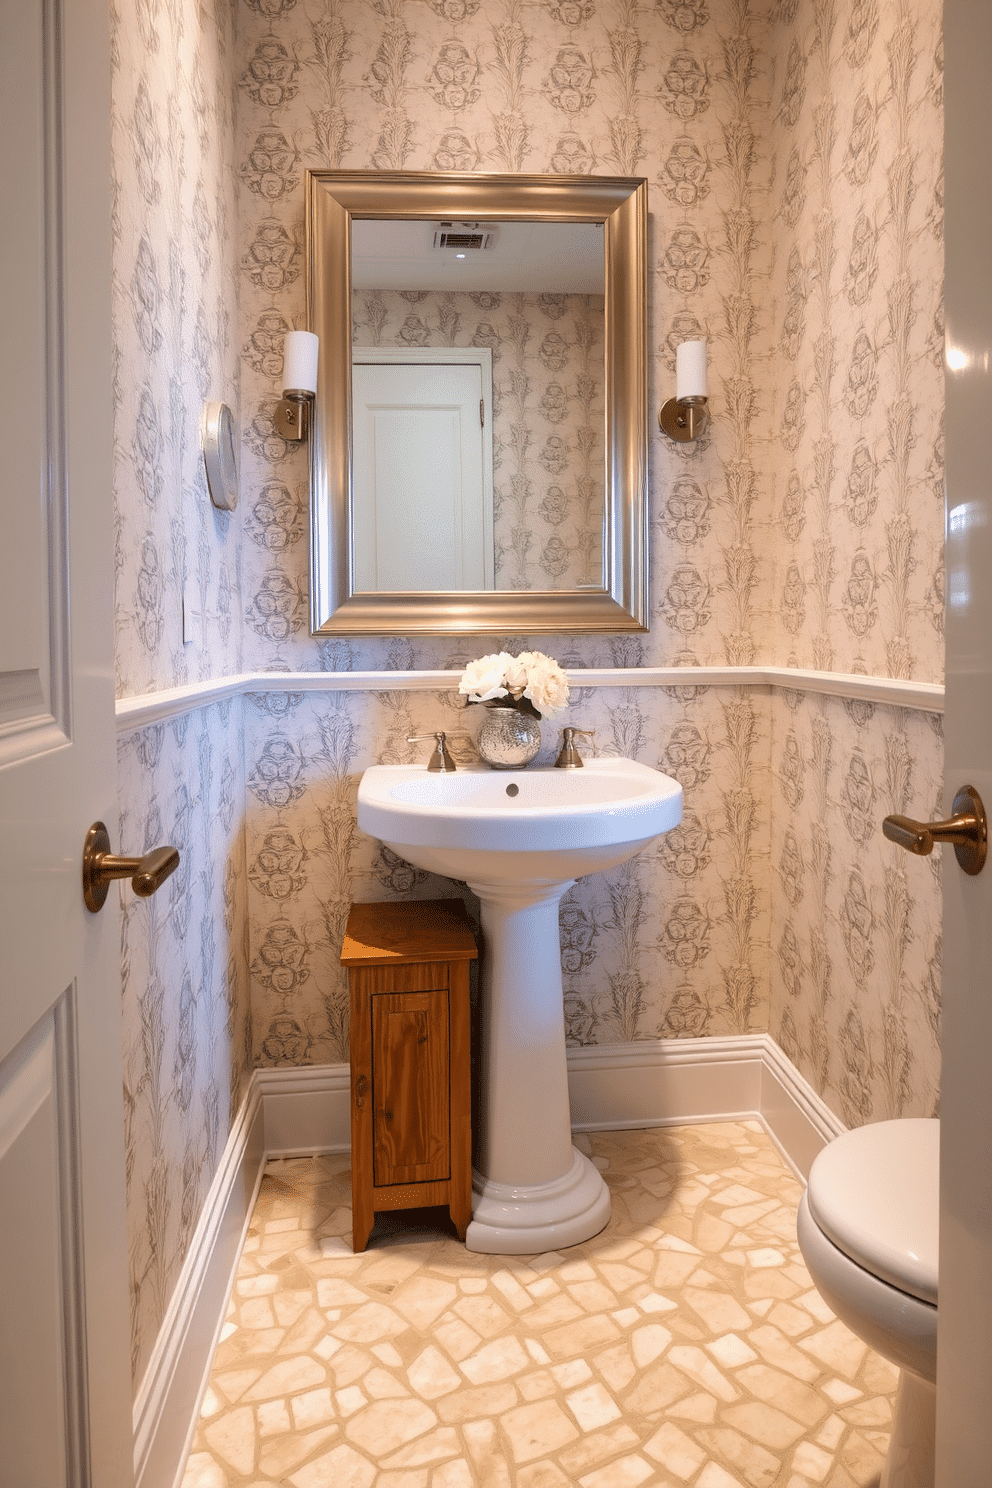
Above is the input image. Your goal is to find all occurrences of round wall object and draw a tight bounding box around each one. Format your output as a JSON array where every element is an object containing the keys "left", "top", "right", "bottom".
[{"left": 201, "top": 401, "right": 239, "bottom": 511}]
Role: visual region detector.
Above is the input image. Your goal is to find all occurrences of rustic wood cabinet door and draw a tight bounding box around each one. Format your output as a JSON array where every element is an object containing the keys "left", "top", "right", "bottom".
[
  {"left": 372, "top": 990, "right": 450, "bottom": 1186},
  {"left": 342, "top": 900, "right": 476, "bottom": 1251}
]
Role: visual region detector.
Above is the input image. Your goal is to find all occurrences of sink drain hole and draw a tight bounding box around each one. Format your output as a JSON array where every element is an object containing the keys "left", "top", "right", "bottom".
[{"left": 505, "top": 783, "right": 519, "bottom": 797}]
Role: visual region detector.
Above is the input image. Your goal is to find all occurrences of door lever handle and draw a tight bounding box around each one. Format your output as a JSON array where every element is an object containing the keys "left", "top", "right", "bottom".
[
  {"left": 83, "top": 821, "right": 181, "bottom": 912},
  {"left": 882, "top": 785, "right": 987, "bottom": 875}
]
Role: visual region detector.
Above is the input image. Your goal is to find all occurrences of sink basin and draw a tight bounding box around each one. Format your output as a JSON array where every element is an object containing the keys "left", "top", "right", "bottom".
[
  {"left": 357, "top": 758, "right": 683, "bottom": 882},
  {"left": 357, "top": 758, "right": 683, "bottom": 1255}
]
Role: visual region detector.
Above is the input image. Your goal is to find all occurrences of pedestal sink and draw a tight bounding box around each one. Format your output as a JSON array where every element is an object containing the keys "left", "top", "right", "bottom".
[{"left": 357, "top": 758, "right": 683, "bottom": 1254}]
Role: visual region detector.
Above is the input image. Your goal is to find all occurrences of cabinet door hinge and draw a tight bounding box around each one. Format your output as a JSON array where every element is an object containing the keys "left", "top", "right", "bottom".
[{"left": 480, "top": 399, "right": 484, "bottom": 428}]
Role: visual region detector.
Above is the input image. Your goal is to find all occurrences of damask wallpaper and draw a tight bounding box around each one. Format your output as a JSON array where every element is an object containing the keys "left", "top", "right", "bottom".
[
  {"left": 234, "top": 0, "right": 778, "bottom": 676},
  {"left": 231, "top": 0, "right": 780, "bottom": 1129},
  {"left": 769, "top": 692, "right": 942, "bottom": 1125},
  {"left": 109, "top": 0, "right": 944, "bottom": 1403},
  {"left": 351, "top": 288, "right": 605, "bottom": 590},
  {"left": 111, "top": 0, "right": 243, "bottom": 698},
  {"left": 110, "top": 0, "right": 250, "bottom": 1391},
  {"left": 118, "top": 704, "right": 251, "bottom": 1387},
  {"left": 763, "top": 0, "right": 944, "bottom": 1118},
  {"left": 245, "top": 681, "right": 770, "bottom": 1070},
  {"left": 764, "top": 0, "right": 943, "bottom": 685}
]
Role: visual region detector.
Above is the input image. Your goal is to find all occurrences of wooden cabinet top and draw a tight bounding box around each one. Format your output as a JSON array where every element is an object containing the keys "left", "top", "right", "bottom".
[{"left": 341, "top": 898, "right": 478, "bottom": 967}]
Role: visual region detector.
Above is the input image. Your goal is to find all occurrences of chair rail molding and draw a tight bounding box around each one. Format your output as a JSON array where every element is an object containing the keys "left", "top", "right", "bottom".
[{"left": 116, "top": 666, "right": 944, "bottom": 732}]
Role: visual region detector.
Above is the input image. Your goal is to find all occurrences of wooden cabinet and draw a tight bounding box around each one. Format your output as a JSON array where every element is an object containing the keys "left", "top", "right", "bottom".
[{"left": 341, "top": 898, "right": 477, "bottom": 1253}]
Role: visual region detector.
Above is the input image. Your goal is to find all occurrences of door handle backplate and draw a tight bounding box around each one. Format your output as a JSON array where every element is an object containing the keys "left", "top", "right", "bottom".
[{"left": 882, "top": 784, "right": 987, "bottom": 875}]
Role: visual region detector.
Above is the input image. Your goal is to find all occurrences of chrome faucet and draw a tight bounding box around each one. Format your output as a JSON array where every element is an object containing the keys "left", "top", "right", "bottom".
[
  {"left": 555, "top": 727, "right": 595, "bottom": 768},
  {"left": 407, "top": 732, "right": 458, "bottom": 772}
]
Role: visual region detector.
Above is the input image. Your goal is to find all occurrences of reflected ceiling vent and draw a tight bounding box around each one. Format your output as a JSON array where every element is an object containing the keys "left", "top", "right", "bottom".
[{"left": 432, "top": 222, "right": 499, "bottom": 251}]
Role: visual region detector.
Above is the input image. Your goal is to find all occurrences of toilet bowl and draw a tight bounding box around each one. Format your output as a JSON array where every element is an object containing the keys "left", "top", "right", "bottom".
[{"left": 797, "top": 1118, "right": 938, "bottom": 1488}]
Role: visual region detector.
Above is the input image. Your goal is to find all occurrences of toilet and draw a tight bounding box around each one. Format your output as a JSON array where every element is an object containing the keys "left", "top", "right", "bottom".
[{"left": 797, "top": 1118, "right": 938, "bottom": 1488}]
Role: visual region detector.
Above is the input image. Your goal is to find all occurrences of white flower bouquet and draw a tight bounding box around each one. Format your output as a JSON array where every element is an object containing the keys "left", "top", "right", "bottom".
[{"left": 458, "top": 650, "right": 570, "bottom": 720}]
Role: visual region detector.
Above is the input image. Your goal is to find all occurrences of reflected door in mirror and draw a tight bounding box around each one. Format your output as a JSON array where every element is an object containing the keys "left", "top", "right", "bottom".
[{"left": 352, "top": 352, "right": 494, "bottom": 591}]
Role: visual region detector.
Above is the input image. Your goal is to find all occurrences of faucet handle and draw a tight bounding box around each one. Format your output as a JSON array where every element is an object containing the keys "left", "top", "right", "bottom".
[
  {"left": 555, "top": 727, "right": 595, "bottom": 769},
  {"left": 407, "top": 732, "right": 459, "bottom": 772}
]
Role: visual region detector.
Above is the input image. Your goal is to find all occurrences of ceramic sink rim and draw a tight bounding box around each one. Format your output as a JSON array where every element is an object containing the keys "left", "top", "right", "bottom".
[{"left": 357, "top": 757, "right": 683, "bottom": 855}]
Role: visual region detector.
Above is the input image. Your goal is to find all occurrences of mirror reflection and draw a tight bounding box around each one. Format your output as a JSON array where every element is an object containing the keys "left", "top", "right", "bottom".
[{"left": 350, "top": 219, "right": 605, "bottom": 594}]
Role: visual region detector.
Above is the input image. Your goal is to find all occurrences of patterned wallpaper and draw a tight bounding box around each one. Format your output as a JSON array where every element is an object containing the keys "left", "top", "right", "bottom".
[
  {"left": 245, "top": 681, "right": 770, "bottom": 1070},
  {"left": 232, "top": 0, "right": 778, "bottom": 1112},
  {"left": 111, "top": 0, "right": 250, "bottom": 1391},
  {"left": 109, "top": 0, "right": 945, "bottom": 1402},
  {"left": 111, "top": 0, "right": 243, "bottom": 697},
  {"left": 763, "top": 0, "right": 944, "bottom": 1119},
  {"left": 352, "top": 288, "right": 606, "bottom": 590},
  {"left": 235, "top": 0, "right": 773, "bottom": 675},
  {"left": 769, "top": 692, "right": 942, "bottom": 1124},
  {"left": 118, "top": 704, "right": 251, "bottom": 1388},
  {"left": 764, "top": 0, "right": 944, "bottom": 684}
]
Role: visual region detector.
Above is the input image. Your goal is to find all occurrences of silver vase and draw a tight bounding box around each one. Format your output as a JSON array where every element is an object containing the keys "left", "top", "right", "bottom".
[{"left": 477, "top": 706, "right": 541, "bottom": 769}]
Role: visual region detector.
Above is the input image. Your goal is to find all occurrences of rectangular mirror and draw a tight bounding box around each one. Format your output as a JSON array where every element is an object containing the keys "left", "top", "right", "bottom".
[{"left": 306, "top": 171, "right": 648, "bottom": 635}]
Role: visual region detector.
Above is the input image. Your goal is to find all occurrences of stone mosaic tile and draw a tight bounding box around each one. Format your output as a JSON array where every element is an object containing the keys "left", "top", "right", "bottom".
[{"left": 181, "top": 1122, "right": 896, "bottom": 1487}]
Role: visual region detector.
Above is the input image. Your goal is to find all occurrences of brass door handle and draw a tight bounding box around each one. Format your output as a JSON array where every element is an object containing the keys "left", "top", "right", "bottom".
[
  {"left": 83, "top": 821, "right": 180, "bottom": 912},
  {"left": 882, "top": 785, "right": 987, "bottom": 876}
]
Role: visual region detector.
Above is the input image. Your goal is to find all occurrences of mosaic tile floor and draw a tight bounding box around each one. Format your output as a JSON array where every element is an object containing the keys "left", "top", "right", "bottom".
[{"left": 181, "top": 1122, "right": 896, "bottom": 1488}]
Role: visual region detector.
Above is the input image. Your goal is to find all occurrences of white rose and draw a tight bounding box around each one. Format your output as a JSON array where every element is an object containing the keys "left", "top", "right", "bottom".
[
  {"left": 518, "top": 651, "right": 570, "bottom": 718},
  {"left": 458, "top": 652, "right": 509, "bottom": 703},
  {"left": 501, "top": 653, "right": 528, "bottom": 699}
]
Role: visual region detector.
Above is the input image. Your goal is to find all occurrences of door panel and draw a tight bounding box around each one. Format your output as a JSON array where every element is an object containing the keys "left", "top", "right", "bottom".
[
  {"left": 0, "top": 0, "right": 133, "bottom": 1480},
  {"left": 0, "top": 0, "right": 67, "bottom": 767},
  {"left": 0, "top": 0, "right": 55, "bottom": 724},
  {"left": 0, "top": 1000, "right": 84, "bottom": 1488},
  {"left": 937, "top": 4, "right": 992, "bottom": 1481}
]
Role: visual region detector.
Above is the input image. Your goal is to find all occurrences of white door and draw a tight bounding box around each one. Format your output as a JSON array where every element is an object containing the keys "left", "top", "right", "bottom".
[
  {"left": 936, "top": 5, "right": 992, "bottom": 1481},
  {"left": 0, "top": 0, "right": 134, "bottom": 1482},
  {"left": 352, "top": 356, "right": 494, "bottom": 591}
]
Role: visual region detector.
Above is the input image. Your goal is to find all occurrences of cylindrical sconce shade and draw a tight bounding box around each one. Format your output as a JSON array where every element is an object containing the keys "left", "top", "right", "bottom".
[
  {"left": 283, "top": 331, "right": 319, "bottom": 395},
  {"left": 676, "top": 339, "right": 707, "bottom": 401}
]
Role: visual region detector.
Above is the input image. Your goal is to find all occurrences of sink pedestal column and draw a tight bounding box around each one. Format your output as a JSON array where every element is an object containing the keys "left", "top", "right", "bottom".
[{"left": 464, "top": 878, "right": 611, "bottom": 1255}]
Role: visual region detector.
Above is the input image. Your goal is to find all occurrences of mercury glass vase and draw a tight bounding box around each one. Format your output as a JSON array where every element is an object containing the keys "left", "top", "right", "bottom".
[{"left": 477, "top": 706, "right": 541, "bottom": 769}]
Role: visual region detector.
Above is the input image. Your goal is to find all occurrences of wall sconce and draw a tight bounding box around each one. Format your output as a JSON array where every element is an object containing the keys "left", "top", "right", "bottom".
[
  {"left": 274, "top": 330, "right": 319, "bottom": 441},
  {"left": 658, "top": 338, "right": 709, "bottom": 443}
]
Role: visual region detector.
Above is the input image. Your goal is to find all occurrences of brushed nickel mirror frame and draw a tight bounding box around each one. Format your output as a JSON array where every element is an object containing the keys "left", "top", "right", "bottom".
[{"left": 306, "top": 170, "right": 648, "bottom": 636}]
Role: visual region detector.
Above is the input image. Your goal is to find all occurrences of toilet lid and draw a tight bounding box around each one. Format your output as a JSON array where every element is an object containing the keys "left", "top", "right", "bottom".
[{"left": 806, "top": 1118, "right": 938, "bottom": 1305}]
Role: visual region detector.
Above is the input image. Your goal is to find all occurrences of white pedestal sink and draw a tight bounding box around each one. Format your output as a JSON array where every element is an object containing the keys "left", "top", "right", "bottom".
[{"left": 357, "top": 758, "right": 683, "bottom": 1254}]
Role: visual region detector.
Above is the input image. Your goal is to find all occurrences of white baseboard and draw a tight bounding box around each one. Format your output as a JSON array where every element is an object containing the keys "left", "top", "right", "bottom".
[
  {"left": 567, "top": 1034, "right": 769, "bottom": 1132},
  {"left": 756, "top": 1035, "right": 847, "bottom": 1177},
  {"left": 136, "top": 1034, "right": 843, "bottom": 1488},
  {"left": 254, "top": 1033, "right": 845, "bottom": 1178},
  {"left": 255, "top": 1062, "right": 352, "bottom": 1158},
  {"left": 566, "top": 1033, "right": 845, "bottom": 1179},
  {"left": 133, "top": 1084, "right": 266, "bottom": 1488}
]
